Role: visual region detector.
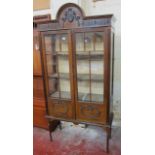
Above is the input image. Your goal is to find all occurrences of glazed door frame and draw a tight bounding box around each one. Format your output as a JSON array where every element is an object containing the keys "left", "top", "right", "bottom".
[
  {"left": 40, "top": 27, "right": 111, "bottom": 123},
  {"left": 41, "top": 30, "right": 75, "bottom": 119},
  {"left": 72, "top": 27, "right": 110, "bottom": 124}
]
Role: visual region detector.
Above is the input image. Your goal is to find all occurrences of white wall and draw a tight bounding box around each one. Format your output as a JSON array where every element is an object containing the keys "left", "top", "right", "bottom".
[
  {"left": 33, "top": 0, "right": 80, "bottom": 18},
  {"left": 33, "top": 9, "right": 51, "bottom": 16}
]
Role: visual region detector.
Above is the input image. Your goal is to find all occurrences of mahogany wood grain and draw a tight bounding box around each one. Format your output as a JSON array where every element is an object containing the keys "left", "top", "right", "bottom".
[
  {"left": 33, "top": 30, "right": 42, "bottom": 76},
  {"left": 33, "top": 106, "right": 48, "bottom": 129},
  {"left": 33, "top": 29, "right": 48, "bottom": 129}
]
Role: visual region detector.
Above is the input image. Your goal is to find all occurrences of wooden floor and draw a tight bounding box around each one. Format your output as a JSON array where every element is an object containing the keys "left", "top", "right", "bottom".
[{"left": 33, "top": 123, "right": 121, "bottom": 155}]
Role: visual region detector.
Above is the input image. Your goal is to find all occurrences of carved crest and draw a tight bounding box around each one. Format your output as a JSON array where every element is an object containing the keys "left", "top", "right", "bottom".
[{"left": 62, "top": 8, "right": 80, "bottom": 26}]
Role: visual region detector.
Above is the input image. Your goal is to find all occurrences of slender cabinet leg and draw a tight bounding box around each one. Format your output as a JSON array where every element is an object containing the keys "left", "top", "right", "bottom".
[
  {"left": 109, "top": 113, "right": 113, "bottom": 139},
  {"left": 49, "top": 130, "right": 53, "bottom": 141},
  {"left": 106, "top": 128, "right": 109, "bottom": 153},
  {"left": 106, "top": 127, "right": 110, "bottom": 153},
  {"left": 103, "top": 126, "right": 110, "bottom": 153},
  {"left": 59, "top": 121, "right": 62, "bottom": 130},
  {"left": 109, "top": 126, "right": 112, "bottom": 139},
  {"left": 48, "top": 122, "right": 53, "bottom": 141},
  {"left": 48, "top": 119, "right": 61, "bottom": 141}
]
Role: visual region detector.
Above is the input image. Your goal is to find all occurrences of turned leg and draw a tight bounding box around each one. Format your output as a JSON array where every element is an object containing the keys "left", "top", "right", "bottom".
[
  {"left": 103, "top": 126, "right": 110, "bottom": 153},
  {"left": 85, "top": 124, "right": 88, "bottom": 128},
  {"left": 109, "top": 113, "right": 113, "bottom": 139},
  {"left": 59, "top": 121, "right": 62, "bottom": 130},
  {"left": 48, "top": 122, "right": 53, "bottom": 141},
  {"left": 48, "top": 120, "right": 61, "bottom": 141},
  {"left": 102, "top": 114, "right": 113, "bottom": 152},
  {"left": 49, "top": 130, "right": 53, "bottom": 141},
  {"left": 105, "top": 127, "right": 111, "bottom": 153},
  {"left": 109, "top": 126, "right": 112, "bottom": 139},
  {"left": 106, "top": 131, "right": 109, "bottom": 153}
]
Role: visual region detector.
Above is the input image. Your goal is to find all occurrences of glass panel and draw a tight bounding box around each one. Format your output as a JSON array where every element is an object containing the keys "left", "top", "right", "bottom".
[
  {"left": 85, "top": 33, "right": 94, "bottom": 51},
  {"left": 91, "top": 83, "right": 104, "bottom": 102},
  {"left": 44, "top": 36, "right": 52, "bottom": 52},
  {"left": 95, "top": 32, "right": 104, "bottom": 51},
  {"left": 75, "top": 32, "right": 104, "bottom": 103},
  {"left": 91, "top": 32, "right": 104, "bottom": 102},
  {"left": 76, "top": 33, "right": 91, "bottom": 102},
  {"left": 60, "top": 34, "right": 68, "bottom": 53},
  {"left": 90, "top": 32, "right": 104, "bottom": 102},
  {"left": 77, "top": 59, "right": 90, "bottom": 102},
  {"left": 76, "top": 33, "right": 84, "bottom": 52},
  {"left": 59, "top": 55, "right": 71, "bottom": 99},
  {"left": 49, "top": 78, "right": 59, "bottom": 98},
  {"left": 55, "top": 35, "right": 60, "bottom": 52},
  {"left": 91, "top": 59, "right": 104, "bottom": 102},
  {"left": 44, "top": 33, "right": 71, "bottom": 99},
  {"left": 77, "top": 81, "right": 90, "bottom": 101}
]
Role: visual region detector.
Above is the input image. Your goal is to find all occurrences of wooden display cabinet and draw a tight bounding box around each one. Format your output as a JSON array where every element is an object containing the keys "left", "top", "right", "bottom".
[{"left": 38, "top": 3, "right": 114, "bottom": 152}]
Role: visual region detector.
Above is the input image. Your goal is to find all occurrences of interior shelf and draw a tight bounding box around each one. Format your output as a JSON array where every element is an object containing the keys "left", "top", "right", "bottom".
[
  {"left": 48, "top": 73, "right": 69, "bottom": 79},
  {"left": 76, "top": 51, "right": 104, "bottom": 60},
  {"left": 77, "top": 74, "right": 103, "bottom": 81},
  {"left": 50, "top": 91, "right": 70, "bottom": 99},
  {"left": 50, "top": 91, "right": 103, "bottom": 103},
  {"left": 46, "top": 51, "right": 103, "bottom": 60},
  {"left": 78, "top": 93, "right": 104, "bottom": 103},
  {"left": 46, "top": 51, "right": 68, "bottom": 55},
  {"left": 76, "top": 50, "right": 104, "bottom": 53},
  {"left": 48, "top": 73, "right": 103, "bottom": 81}
]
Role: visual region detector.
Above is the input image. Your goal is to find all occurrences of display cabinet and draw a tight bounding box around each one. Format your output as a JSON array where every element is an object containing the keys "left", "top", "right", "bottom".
[{"left": 38, "top": 3, "right": 114, "bottom": 152}]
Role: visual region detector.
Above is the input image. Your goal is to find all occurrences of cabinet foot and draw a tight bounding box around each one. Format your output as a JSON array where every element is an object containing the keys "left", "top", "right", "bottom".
[
  {"left": 59, "top": 121, "right": 62, "bottom": 130},
  {"left": 103, "top": 113, "right": 113, "bottom": 153},
  {"left": 49, "top": 131, "right": 53, "bottom": 141},
  {"left": 48, "top": 120, "right": 60, "bottom": 141},
  {"left": 105, "top": 127, "right": 110, "bottom": 153}
]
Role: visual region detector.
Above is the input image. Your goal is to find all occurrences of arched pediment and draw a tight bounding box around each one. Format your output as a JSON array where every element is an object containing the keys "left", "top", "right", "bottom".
[{"left": 56, "top": 3, "right": 85, "bottom": 28}]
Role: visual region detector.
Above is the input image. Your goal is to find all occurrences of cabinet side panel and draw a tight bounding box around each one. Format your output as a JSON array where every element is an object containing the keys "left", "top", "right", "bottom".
[
  {"left": 33, "top": 105, "right": 48, "bottom": 129},
  {"left": 33, "top": 29, "right": 48, "bottom": 129},
  {"left": 33, "top": 30, "right": 42, "bottom": 76},
  {"left": 33, "top": 77, "right": 45, "bottom": 100},
  {"left": 110, "top": 31, "right": 114, "bottom": 116}
]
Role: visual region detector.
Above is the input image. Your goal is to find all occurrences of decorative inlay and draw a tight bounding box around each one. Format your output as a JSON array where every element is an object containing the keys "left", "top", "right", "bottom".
[
  {"left": 62, "top": 8, "right": 80, "bottom": 26},
  {"left": 39, "top": 18, "right": 111, "bottom": 30},
  {"left": 53, "top": 101, "right": 68, "bottom": 116},
  {"left": 80, "top": 105, "right": 101, "bottom": 119},
  {"left": 83, "top": 19, "right": 111, "bottom": 27}
]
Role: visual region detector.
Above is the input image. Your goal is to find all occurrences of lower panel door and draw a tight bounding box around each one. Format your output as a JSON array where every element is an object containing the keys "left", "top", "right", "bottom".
[
  {"left": 76, "top": 102, "right": 107, "bottom": 124},
  {"left": 48, "top": 98, "right": 74, "bottom": 119}
]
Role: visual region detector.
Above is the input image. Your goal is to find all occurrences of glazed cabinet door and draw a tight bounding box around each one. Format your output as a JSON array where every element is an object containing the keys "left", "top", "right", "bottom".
[
  {"left": 41, "top": 30, "right": 75, "bottom": 119},
  {"left": 74, "top": 28, "right": 110, "bottom": 124}
]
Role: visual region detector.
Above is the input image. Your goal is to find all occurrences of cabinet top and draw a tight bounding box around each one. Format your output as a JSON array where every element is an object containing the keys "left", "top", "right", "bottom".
[{"left": 38, "top": 3, "right": 113, "bottom": 31}]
